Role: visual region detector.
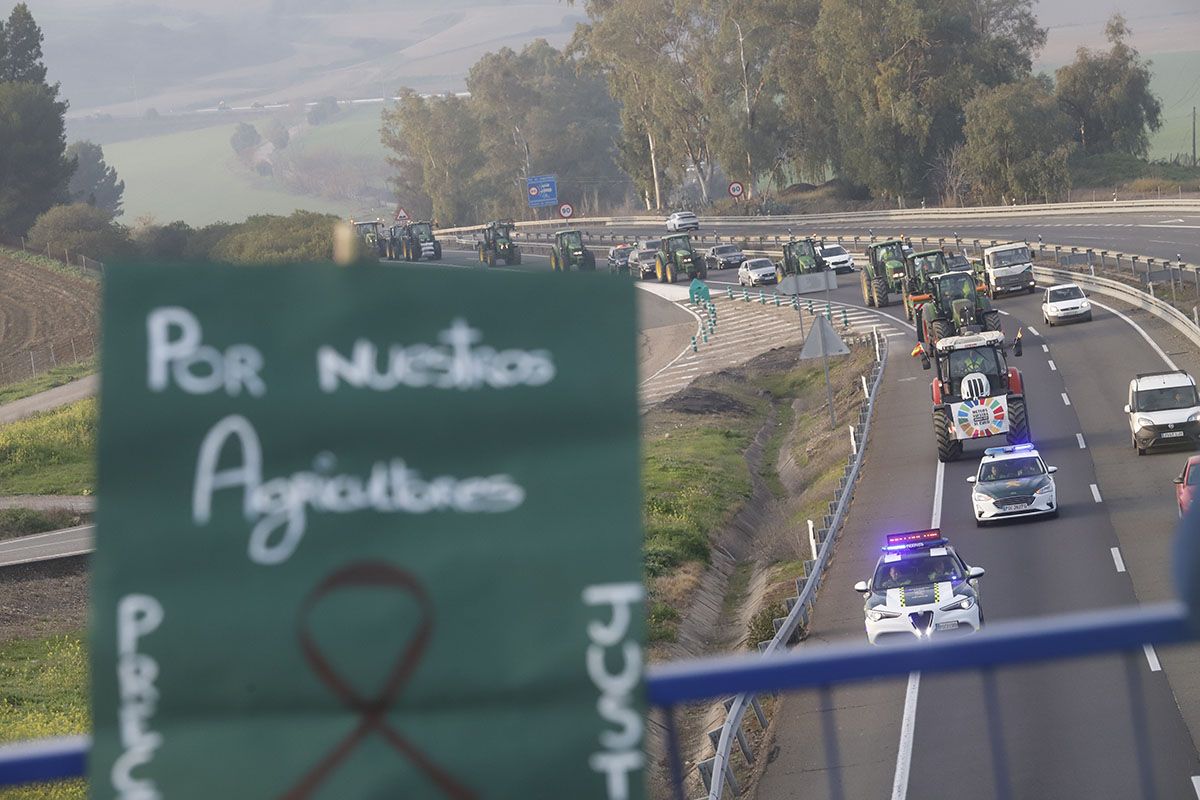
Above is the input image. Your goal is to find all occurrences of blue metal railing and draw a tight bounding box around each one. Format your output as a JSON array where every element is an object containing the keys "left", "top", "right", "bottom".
[{"left": 1, "top": 602, "right": 1193, "bottom": 792}]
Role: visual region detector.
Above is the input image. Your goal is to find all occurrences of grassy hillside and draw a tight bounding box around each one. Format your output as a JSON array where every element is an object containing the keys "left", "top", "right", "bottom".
[
  {"left": 1144, "top": 50, "right": 1200, "bottom": 162},
  {"left": 103, "top": 123, "right": 349, "bottom": 225}
]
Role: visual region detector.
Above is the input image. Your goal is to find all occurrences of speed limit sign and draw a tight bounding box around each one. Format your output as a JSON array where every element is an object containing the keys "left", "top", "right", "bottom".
[
  {"left": 728, "top": 181, "right": 745, "bottom": 198},
  {"left": 558, "top": 202, "right": 575, "bottom": 219}
]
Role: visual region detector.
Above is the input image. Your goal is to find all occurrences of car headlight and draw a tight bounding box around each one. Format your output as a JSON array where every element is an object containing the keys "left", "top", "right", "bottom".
[
  {"left": 1080, "top": 300, "right": 1090, "bottom": 310},
  {"left": 1189, "top": 412, "right": 1200, "bottom": 423},
  {"left": 941, "top": 596, "right": 975, "bottom": 612},
  {"left": 972, "top": 492, "right": 992, "bottom": 503},
  {"left": 866, "top": 607, "right": 900, "bottom": 622},
  {"left": 1035, "top": 482, "right": 1055, "bottom": 495},
  {"left": 1047, "top": 305, "right": 1061, "bottom": 314},
  {"left": 1136, "top": 416, "right": 1155, "bottom": 428}
]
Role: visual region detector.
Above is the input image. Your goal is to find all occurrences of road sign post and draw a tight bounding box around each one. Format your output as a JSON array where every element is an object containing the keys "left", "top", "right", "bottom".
[{"left": 90, "top": 263, "right": 645, "bottom": 798}]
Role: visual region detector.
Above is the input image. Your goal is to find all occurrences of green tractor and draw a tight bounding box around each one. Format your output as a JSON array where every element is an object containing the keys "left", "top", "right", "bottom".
[
  {"left": 549, "top": 229, "right": 597, "bottom": 272},
  {"left": 477, "top": 220, "right": 521, "bottom": 267},
  {"left": 352, "top": 219, "right": 390, "bottom": 259},
  {"left": 860, "top": 239, "right": 908, "bottom": 307},
  {"left": 902, "top": 249, "right": 951, "bottom": 322},
  {"left": 774, "top": 237, "right": 828, "bottom": 283},
  {"left": 918, "top": 270, "right": 1002, "bottom": 346},
  {"left": 654, "top": 233, "right": 707, "bottom": 283},
  {"left": 394, "top": 221, "right": 442, "bottom": 262}
]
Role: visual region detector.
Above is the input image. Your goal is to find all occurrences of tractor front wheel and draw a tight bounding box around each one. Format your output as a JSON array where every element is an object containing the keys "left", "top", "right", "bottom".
[
  {"left": 872, "top": 277, "right": 890, "bottom": 307},
  {"left": 931, "top": 319, "right": 955, "bottom": 343},
  {"left": 511, "top": 248, "right": 522, "bottom": 265},
  {"left": 656, "top": 256, "right": 666, "bottom": 283},
  {"left": 983, "top": 310, "right": 1002, "bottom": 332},
  {"left": 487, "top": 250, "right": 496, "bottom": 268},
  {"left": 1007, "top": 396, "right": 1030, "bottom": 445},
  {"left": 583, "top": 252, "right": 596, "bottom": 271},
  {"left": 860, "top": 271, "right": 872, "bottom": 306},
  {"left": 432, "top": 242, "right": 442, "bottom": 261},
  {"left": 666, "top": 262, "right": 677, "bottom": 283},
  {"left": 934, "top": 408, "right": 962, "bottom": 462}
]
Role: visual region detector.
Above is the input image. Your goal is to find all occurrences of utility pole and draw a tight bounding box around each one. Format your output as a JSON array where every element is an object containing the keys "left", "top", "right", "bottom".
[{"left": 1192, "top": 107, "right": 1196, "bottom": 168}]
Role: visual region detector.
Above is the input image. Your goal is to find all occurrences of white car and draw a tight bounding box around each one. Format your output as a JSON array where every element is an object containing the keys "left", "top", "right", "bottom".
[
  {"left": 818, "top": 244, "right": 855, "bottom": 274},
  {"left": 855, "top": 530, "right": 984, "bottom": 645},
  {"left": 1041, "top": 283, "right": 1092, "bottom": 326},
  {"left": 968, "top": 444, "right": 1058, "bottom": 525},
  {"left": 1125, "top": 370, "right": 1200, "bottom": 454},
  {"left": 665, "top": 211, "right": 700, "bottom": 232},
  {"left": 738, "top": 257, "right": 777, "bottom": 286}
]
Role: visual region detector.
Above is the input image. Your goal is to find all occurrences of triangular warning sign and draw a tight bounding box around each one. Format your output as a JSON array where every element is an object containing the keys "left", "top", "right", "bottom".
[
  {"left": 798, "top": 314, "right": 850, "bottom": 360},
  {"left": 394, "top": 207, "right": 409, "bottom": 221}
]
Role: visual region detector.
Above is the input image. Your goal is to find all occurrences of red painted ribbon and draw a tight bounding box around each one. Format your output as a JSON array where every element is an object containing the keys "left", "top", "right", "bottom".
[{"left": 280, "top": 562, "right": 477, "bottom": 800}]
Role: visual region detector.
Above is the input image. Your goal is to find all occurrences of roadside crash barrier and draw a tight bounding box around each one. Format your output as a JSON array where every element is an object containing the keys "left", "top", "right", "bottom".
[{"left": 695, "top": 328, "right": 889, "bottom": 800}]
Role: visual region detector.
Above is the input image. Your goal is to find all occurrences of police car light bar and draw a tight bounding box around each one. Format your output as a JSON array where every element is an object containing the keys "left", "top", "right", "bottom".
[
  {"left": 883, "top": 529, "right": 945, "bottom": 551},
  {"left": 983, "top": 444, "right": 1036, "bottom": 456}
]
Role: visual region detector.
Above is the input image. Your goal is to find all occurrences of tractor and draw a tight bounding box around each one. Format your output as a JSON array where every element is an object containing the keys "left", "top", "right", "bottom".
[
  {"left": 918, "top": 270, "right": 1002, "bottom": 346},
  {"left": 860, "top": 239, "right": 908, "bottom": 307},
  {"left": 774, "top": 237, "right": 828, "bottom": 283},
  {"left": 654, "top": 233, "right": 707, "bottom": 283},
  {"left": 549, "top": 229, "right": 597, "bottom": 272},
  {"left": 917, "top": 330, "right": 1028, "bottom": 462},
  {"left": 902, "top": 249, "right": 951, "bottom": 323},
  {"left": 477, "top": 220, "right": 521, "bottom": 267},
  {"left": 352, "top": 219, "right": 389, "bottom": 259},
  {"left": 394, "top": 221, "right": 442, "bottom": 262}
]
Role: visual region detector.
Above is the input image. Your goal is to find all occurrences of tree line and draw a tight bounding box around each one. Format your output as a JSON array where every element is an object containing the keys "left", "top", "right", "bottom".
[{"left": 384, "top": 2, "right": 1164, "bottom": 217}]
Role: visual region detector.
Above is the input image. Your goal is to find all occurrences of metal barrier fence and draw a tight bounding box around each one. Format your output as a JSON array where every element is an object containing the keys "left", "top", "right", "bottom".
[{"left": 0, "top": 235, "right": 105, "bottom": 278}]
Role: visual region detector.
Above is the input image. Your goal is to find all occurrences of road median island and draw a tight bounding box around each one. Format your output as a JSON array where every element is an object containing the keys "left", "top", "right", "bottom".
[{"left": 642, "top": 340, "right": 875, "bottom": 797}]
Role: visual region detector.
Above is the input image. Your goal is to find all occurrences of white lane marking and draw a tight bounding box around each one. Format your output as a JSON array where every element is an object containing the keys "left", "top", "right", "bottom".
[
  {"left": 0, "top": 524, "right": 93, "bottom": 546},
  {"left": 1086, "top": 299, "right": 1178, "bottom": 370},
  {"left": 1061, "top": 392, "right": 1071, "bottom": 406},
  {"left": 892, "top": 460, "right": 945, "bottom": 800},
  {"left": 1090, "top": 483, "right": 1103, "bottom": 503},
  {"left": 1190, "top": 775, "right": 1200, "bottom": 798},
  {"left": 998, "top": 309, "right": 1010, "bottom": 316},
  {"left": 1041, "top": 344, "right": 1049, "bottom": 353},
  {"left": 1048, "top": 359, "right": 1057, "bottom": 371},
  {"left": 1077, "top": 433, "right": 1087, "bottom": 449},
  {"left": 1112, "top": 547, "right": 1127, "bottom": 573},
  {"left": 1144, "top": 644, "right": 1163, "bottom": 672},
  {"left": 898, "top": 377, "right": 919, "bottom": 382},
  {"left": 0, "top": 547, "right": 93, "bottom": 568},
  {"left": 1027, "top": 325, "right": 1040, "bottom": 336}
]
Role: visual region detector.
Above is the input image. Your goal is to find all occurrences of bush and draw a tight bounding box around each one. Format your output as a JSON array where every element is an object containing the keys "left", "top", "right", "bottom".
[
  {"left": 229, "top": 121, "right": 261, "bottom": 155},
  {"left": 25, "top": 203, "right": 132, "bottom": 261},
  {"left": 135, "top": 219, "right": 193, "bottom": 260},
  {"left": 209, "top": 210, "right": 340, "bottom": 264},
  {"left": 747, "top": 601, "right": 787, "bottom": 647}
]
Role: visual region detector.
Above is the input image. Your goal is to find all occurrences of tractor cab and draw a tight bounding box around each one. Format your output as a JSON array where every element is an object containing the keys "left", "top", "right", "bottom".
[
  {"left": 777, "top": 237, "right": 826, "bottom": 281},
  {"left": 870, "top": 240, "right": 908, "bottom": 279},
  {"left": 902, "top": 249, "right": 950, "bottom": 321},
  {"left": 409, "top": 221, "right": 434, "bottom": 242},
  {"left": 485, "top": 220, "right": 515, "bottom": 246},
  {"left": 662, "top": 233, "right": 696, "bottom": 257},
  {"left": 558, "top": 229, "right": 584, "bottom": 252},
  {"left": 353, "top": 220, "right": 386, "bottom": 240},
  {"left": 920, "top": 271, "right": 1001, "bottom": 345}
]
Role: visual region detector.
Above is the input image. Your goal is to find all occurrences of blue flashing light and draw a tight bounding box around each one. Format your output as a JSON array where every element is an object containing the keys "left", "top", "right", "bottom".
[
  {"left": 883, "top": 529, "right": 946, "bottom": 551},
  {"left": 983, "top": 443, "right": 1036, "bottom": 456}
]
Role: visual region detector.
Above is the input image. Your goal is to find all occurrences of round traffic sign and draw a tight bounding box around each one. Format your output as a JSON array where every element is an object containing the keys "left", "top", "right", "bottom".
[
  {"left": 528, "top": 185, "right": 540, "bottom": 197},
  {"left": 558, "top": 202, "right": 575, "bottom": 219},
  {"left": 728, "top": 181, "right": 745, "bottom": 198}
]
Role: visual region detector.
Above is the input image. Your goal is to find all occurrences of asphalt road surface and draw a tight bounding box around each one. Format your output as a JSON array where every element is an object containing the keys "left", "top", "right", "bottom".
[{"left": 0, "top": 525, "right": 93, "bottom": 567}]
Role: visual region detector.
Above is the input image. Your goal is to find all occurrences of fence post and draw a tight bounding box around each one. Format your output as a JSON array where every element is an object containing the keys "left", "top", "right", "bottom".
[
  {"left": 70, "top": 338, "right": 77, "bottom": 361},
  {"left": 28, "top": 351, "right": 35, "bottom": 376}
]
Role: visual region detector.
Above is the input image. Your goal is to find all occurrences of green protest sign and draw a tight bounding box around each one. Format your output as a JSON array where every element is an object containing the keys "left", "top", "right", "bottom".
[{"left": 89, "top": 263, "right": 645, "bottom": 799}]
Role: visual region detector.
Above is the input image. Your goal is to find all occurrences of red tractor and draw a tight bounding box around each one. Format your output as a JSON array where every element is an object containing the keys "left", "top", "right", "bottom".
[{"left": 917, "top": 330, "right": 1029, "bottom": 462}]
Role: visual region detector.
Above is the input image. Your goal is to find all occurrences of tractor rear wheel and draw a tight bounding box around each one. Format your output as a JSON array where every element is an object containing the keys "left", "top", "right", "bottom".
[
  {"left": 511, "top": 249, "right": 522, "bottom": 265},
  {"left": 934, "top": 408, "right": 962, "bottom": 462},
  {"left": 872, "top": 277, "right": 889, "bottom": 307},
  {"left": 777, "top": 266, "right": 785, "bottom": 284},
  {"left": 411, "top": 240, "right": 421, "bottom": 262},
  {"left": 983, "top": 310, "right": 1002, "bottom": 332},
  {"left": 931, "top": 319, "right": 954, "bottom": 343},
  {"left": 487, "top": 250, "right": 496, "bottom": 268},
  {"left": 1007, "top": 396, "right": 1030, "bottom": 445},
  {"left": 550, "top": 251, "right": 558, "bottom": 271},
  {"left": 583, "top": 252, "right": 595, "bottom": 271}
]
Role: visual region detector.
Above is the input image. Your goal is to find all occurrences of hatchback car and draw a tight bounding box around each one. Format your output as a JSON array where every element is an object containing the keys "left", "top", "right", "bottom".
[
  {"left": 628, "top": 248, "right": 658, "bottom": 280},
  {"left": 607, "top": 245, "right": 634, "bottom": 274},
  {"left": 1173, "top": 455, "right": 1200, "bottom": 517},
  {"left": 1041, "top": 283, "right": 1092, "bottom": 326},
  {"left": 818, "top": 244, "right": 855, "bottom": 273},
  {"left": 738, "top": 257, "right": 778, "bottom": 286}
]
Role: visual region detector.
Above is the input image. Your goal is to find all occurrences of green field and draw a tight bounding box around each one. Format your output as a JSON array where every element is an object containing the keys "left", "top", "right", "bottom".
[
  {"left": 1144, "top": 50, "right": 1200, "bottom": 161},
  {"left": 102, "top": 122, "right": 347, "bottom": 225},
  {"left": 290, "top": 105, "right": 388, "bottom": 158}
]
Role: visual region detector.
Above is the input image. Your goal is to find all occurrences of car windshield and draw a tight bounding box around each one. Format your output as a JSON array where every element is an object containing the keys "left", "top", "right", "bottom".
[
  {"left": 713, "top": 245, "right": 739, "bottom": 255},
  {"left": 947, "top": 347, "right": 1004, "bottom": 380},
  {"left": 1135, "top": 386, "right": 1200, "bottom": 412},
  {"left": 746, "top": 259, "right": 773, "bottom": 270},
  {"left": 1049, "top": 286, "right": 1084, "bottom": 302},
  {"left": 637, "top": 249, "right": 655, "bottom": 259},
  {"left": 874, "top": 555, "right": 962, "bottom": 591},
  {"left": 561, "top": 232, "right": 583, "bottom": 249},
  {"left": 614, "top": 246, "right": 632, "bottom": 256},
  {"left": 979, "top": 456, "right": 1044, "bottom": 482},
  {"left": 1189, "top": 466, "right": 1200, "bottom": 486},
  {"left": 411, "top": 223, "right": 432, "bottom": 240},
  {"left": 992, "top": 247, "right": 1031, "bottom": 267},
  {"left": 821, "top": 245, "right": 847, "bottom": 256}
]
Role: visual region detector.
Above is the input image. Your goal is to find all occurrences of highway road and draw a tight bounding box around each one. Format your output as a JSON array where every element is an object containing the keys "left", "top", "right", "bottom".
[{"left": 561, "top": 215, "right": 1200, "bottom": 795}]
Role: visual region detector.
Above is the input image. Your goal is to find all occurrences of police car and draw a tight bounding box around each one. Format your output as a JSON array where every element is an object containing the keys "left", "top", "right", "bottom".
[
  {"left": 854, "top": 530, "right": 985, "bottom": 645},
  {"left": 967, "top": 444, "right": 1058, "bottom": 525}
]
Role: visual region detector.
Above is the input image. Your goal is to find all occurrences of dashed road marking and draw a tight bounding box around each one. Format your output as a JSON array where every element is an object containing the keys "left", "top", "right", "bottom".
[
  {"left": 1042, "top": 344, "right": 1049, "bottom": 353},
  {"left": 1048, "top": 359, "right": 1057, "bottom": 371},
  {"left": 998, "top": 309, "right": 1010, "bottom": 316},
  {"left": 1190, "top": 775, "right": 1200, "bottom": 798},
  {"left": 1111, "top": 547, "right": 1126, "bottom": 572},
  {"left": 1077, "top": 433, "right": 1087, "bottom": 449},
  {"left": 1061, "top": 392, "right": 1071, "bottom": 406},
  {"left": 1091, "top": 483, "right": 1103, "bottom": 503},
  {"left": 1144, "top": 644, "right": 1162, "bottom": 672},
  {"left": 1028, "top": 325, "right": 1041, "bottom": 336}
]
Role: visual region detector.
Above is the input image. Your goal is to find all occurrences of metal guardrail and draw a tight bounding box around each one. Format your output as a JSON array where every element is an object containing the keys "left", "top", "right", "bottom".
[{"left": 695, "top": 326, "right": 889, "bottom": 800}]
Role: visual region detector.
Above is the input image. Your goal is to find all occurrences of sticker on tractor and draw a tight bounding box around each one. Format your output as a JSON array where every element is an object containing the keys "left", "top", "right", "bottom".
[{"left": 951, "top": 395, "right": 1009, "bottom": 439}]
